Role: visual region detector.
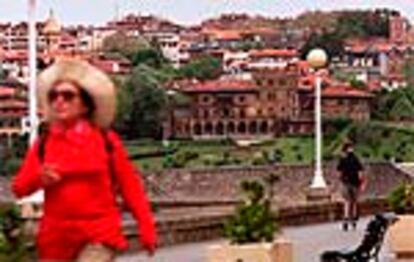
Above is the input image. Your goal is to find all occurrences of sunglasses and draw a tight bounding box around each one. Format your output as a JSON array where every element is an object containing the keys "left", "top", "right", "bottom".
[{"left": 48, "top": 90, "right": 79, "bottom": 103}]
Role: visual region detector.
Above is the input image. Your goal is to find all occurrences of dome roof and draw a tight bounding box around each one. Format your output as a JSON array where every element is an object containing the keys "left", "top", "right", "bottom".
[{"left": 43, "top": 10, "right": 61, "bottom": 34}]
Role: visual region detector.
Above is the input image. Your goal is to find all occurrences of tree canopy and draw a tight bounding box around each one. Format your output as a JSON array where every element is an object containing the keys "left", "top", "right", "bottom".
[
  {"left": 300, "top": 9, "right": 399, "bottom": 59},
  {"left": 178, "top": 55, "right": 222, "bottom": 81},
  {"left": 101, "top": 31, "right": 150, "bottom": 61}
]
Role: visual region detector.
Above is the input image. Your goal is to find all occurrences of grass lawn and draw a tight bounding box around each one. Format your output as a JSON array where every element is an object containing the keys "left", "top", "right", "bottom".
[{"left": 126, "top": 121, "right": 414, "bottom": 172}]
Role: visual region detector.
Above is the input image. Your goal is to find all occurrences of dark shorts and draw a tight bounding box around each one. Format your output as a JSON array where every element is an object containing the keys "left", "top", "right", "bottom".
[{"left": 341, "top": 184, "right": 359, "bottom": 202}]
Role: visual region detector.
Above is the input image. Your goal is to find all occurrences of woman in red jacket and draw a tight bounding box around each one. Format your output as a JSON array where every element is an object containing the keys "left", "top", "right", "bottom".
[{"left": 12, "top": 58, "right": 157, "bottom": 261}]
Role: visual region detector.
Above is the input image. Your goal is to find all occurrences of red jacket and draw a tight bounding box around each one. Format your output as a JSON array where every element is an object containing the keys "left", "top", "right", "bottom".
[{"left": 12, "top": 120, "right": 157, "bottom": 259}]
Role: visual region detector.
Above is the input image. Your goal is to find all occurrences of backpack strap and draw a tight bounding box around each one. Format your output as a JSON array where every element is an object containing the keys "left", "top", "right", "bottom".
[
  {"left": 100, "top": 129, "right": 120, "bottom": 194},
  {"left": 37, "top": 123, "right": 49, "bottom": 163}
]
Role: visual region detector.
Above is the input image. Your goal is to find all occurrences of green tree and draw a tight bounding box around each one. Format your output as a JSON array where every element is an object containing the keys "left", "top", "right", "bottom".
[
  {"left": 300, "top": 9, "right": 398, "bottom": 59},
  {"left": 131, "top": 48, "right": 167, "bottom": 68},
  {"left": 404, "top": 58, "right": 414, "bottom": 87},
  {"left": 335, "top": 9, "right": 395, "bottom": 39},
  {"left": 372, "top": 87, "right": 414, "bottom": 121},
  {"left": 101, "top": 31, "right": 150, "bottom": 61},
  {"left": 349, "top": 78, "right": 367, "bottom": 89},
  {"left": 300, "top": 31, "right": 344, "bottom": 60},
  {"left": 118, "top": 65, "right": 167, "bottom": 139},
  {"left": 178, "top": 55, "right": 222, "bottom": 81}
]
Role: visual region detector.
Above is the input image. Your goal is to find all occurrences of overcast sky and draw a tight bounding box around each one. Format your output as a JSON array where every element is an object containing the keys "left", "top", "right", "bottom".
[{"left": 0, "top": 0, "right": 413, "bottom": 26}]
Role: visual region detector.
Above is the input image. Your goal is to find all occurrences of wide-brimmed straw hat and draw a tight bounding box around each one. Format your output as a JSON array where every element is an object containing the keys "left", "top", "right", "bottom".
[{"left": 37, "top": 58, "right": 116, "bottom": 128}]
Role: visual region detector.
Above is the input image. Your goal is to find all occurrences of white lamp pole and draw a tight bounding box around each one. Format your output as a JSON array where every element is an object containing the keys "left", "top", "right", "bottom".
[
  {"left": 18, "top": 0, "right": 44, "bottom": 211},
  {"left": 28, "top": 0, "right": 38, "bottom": 145},
  {"left": 307, "top": 48, "right": 328, "bottom": 189}
]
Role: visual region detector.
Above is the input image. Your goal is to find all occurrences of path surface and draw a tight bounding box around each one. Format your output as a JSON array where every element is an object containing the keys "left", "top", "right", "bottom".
[{"left": 117, "top": 217, "right": 404, "bottom": 262}]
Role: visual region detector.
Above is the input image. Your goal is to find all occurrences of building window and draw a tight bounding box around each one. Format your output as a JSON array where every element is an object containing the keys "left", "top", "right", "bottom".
[
  {"left": 238, "top": 122, "right": 246, "bottom": 134},
  {"left": 240, "top": 109, "right": 246, "bottom": 118},
  {"left": 227, "top": 122, "right": 235, "bottom": 133},
  {"left": 200, "top": 95, "right": 212, "bottom": 104},
  {"left": 279, "top": 79, "right": 287, "bottom": 86},
  {"left": 205, "top": 122, "right": 213, "bottom": 134},
  {"left": 268, "top": 79, "right": 274, "bottom": 86},
  {"left": 221, "top": 108, "right": 230, "bottom": 118},
  {"left": 268, "top": 92, "right": 275, "bottom": 101}
]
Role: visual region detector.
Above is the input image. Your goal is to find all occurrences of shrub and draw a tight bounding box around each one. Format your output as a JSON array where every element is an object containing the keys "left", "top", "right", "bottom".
[
  {"left": 387, "top": 182, "right": 414, "bottom": 214},
  {"left": 170, "top": 150, "right": 199, "bottom": 168},
  {"left": 224, "top": 180, "right": 278, "bottom": 244},
  {"left": 272, "top": 149, "right": 284, "bottom": 163},
  {"left": 2, "top": 158, "right": 22, "bottom": 177},
  {"left": 0, "top": 203, "right": 34, "bottom": 261},
  {"left": 252, "top": 152, "right": 267, "bottom": 166}
]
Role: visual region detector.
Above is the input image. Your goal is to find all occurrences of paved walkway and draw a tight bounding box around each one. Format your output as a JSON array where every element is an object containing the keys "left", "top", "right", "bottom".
[{"left": 116, "top": 217, "right": 406, "bottom": 262}]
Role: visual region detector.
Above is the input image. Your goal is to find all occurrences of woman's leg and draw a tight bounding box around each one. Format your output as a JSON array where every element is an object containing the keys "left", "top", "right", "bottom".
[{"left": 77, "top": 244, "right": 115, "bottom": 262}]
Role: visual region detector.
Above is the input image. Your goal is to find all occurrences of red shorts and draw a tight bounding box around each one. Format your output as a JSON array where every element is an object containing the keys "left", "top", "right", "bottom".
[{"left": 37, "top": 215, "right": 127, "bottom": 260}]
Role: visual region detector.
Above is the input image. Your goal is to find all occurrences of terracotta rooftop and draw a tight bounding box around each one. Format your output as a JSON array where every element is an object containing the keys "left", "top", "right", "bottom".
[
  {"left": 0, "top": 100, "right": 27, "bottom": 109},
  {"left": 344, "top": 38, "right": 410, "bottom": 54},
  {"left": 0, "top": 87, "right": 16, "bottom": 97},
  {"left": 249, "top": 48, "right": 298, "bottom": 58},
  {"left": 180, "top": 79, "right": 257, "bottom": 92},
  {"left": 321, "top": 85, "right": 373, "bottom": 98},
  {"left": 203, "top": 29, "right": 242, "bottom": 40}
]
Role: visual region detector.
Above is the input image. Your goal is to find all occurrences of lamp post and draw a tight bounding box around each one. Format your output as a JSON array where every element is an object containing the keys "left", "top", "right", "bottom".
[
  {"left": 17, "top": 0, "right": 43, "bottom": 215},
  {"left": 28, "top": 0, "right": 38, "bottom": 145},
  {"left": 307, "top": 48, "right": 328, "bottom": 189}
]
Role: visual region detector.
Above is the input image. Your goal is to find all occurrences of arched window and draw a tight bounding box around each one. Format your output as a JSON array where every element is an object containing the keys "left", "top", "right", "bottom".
[
  {"left": 249, "top": 121, "right": 258, "bottom": 134},
  {"left": 228, "top": 122, "right": 235, "bottom": 134},
  {"left": 216, "top": 122, "right": 224, "bottom": 135},
  {"left": 237, "top": 122, "right": 246, "bottom": 134},
  {"left": 194, "top": 123, "right": 202, "bottom": 135}
]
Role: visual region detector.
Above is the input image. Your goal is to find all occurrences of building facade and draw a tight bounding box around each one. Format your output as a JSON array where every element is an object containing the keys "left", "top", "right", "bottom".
[{"left": 168, "top": 66, "right": 373, "bottom": 139}]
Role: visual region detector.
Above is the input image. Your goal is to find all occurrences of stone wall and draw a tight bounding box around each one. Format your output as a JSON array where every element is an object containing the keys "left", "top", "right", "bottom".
[{"left": 145, "top": 162, "right": 412, "bottom": 208}]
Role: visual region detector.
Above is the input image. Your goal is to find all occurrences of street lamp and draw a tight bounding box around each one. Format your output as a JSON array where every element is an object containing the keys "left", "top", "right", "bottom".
[
  {"left": 307, "top": 48, "right": 328, "bottom": 189},
  {"left": 28, "top": 0, "right": 38, "bottom": 145},
  {"left": 17, "top": 0, "right": 43, "bottom": 215}
]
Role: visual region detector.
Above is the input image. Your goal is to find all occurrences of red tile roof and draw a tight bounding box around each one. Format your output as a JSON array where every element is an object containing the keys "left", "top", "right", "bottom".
[
  {"left": 180, "top": 79, "right": 257, "bottom": 92},
  {"left": 0, "top": 87, "right": 15, "bottom": 97},
  {"left": 2, "top": 50, "right": 28, "bottom": 61},
  {"left": 203, "top": 29, "right": 242, "bottom": 40},
  {"left": 249, "top": 48, "right": 298, "bottom": 58},
  {"left": 322, "top": 85, "right": 373, "bottom": 98}
]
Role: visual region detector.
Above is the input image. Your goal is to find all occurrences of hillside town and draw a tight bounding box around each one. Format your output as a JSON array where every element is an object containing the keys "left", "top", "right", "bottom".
[
  {"left": 3, "top": 3, "right": 414, "bottom": 261},
  {"left": 1, "top": 10, "right": 413, "bottom": 141}
]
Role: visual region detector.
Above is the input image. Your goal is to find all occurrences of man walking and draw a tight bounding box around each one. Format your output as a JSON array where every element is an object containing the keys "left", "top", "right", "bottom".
[{"left": 337, "top": 141, "right": 365, "bottom": 231}]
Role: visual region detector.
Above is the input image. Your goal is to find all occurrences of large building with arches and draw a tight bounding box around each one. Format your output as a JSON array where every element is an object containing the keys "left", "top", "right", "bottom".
[{"left": 168, "top": 65, "right": 373, "bottom": 139}]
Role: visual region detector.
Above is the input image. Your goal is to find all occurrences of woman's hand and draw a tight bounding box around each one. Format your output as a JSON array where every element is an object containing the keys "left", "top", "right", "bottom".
[{"left": 41, "top": 164, "right": 62, "bottom": 187}]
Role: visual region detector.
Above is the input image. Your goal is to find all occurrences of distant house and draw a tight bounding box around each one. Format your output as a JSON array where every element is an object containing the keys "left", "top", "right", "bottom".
[
  {"left": 0, "top": 83, "right": 27, "bottom": 139},
  {"left": 89, "top": 56, "right": 131, "bottom": 75}
]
